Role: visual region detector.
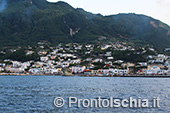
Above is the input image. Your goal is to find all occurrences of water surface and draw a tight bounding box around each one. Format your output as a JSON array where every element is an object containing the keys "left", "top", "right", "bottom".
[{"left": 0, "top": 76, "right": 169, "bottom": 113}]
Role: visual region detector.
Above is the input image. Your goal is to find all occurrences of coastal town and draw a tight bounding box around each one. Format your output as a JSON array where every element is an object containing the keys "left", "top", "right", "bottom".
[{"left": 0, "top": 41, "right": 170, "bottom": 76}]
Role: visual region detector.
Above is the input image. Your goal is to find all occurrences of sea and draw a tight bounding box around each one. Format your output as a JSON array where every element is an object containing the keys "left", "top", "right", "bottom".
[{"left": 0, "top": 76, "right": 169, "bottom": 113}]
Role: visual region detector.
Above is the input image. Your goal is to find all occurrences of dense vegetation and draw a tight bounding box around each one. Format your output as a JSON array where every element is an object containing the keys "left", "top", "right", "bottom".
[
  {"left": 0, "top": 0, "right": 170, "bottom": 50},
  {"left": 0, "top": 48, "right": 40, "bottom": 62}
]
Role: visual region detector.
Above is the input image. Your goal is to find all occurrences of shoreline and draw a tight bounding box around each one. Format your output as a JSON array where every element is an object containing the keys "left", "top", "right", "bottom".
[{"left": 0, "top": 73, "right": 170, "bottom": 78}]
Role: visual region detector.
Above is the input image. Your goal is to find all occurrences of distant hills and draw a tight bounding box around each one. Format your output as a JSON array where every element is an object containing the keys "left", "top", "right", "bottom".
[{"left": 0, "top": 0, "right": 170, "bottom": 50}]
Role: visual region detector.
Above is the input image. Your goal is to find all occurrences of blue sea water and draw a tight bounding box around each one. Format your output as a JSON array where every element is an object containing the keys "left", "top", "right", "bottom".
[{"left": 0, "top": 76, "right": 169, "bottom": 113}]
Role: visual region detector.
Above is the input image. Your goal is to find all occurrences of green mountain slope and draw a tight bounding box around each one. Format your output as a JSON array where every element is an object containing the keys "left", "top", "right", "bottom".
[{"left": 0, "top": 0, "right": 170, "bottom": 49}]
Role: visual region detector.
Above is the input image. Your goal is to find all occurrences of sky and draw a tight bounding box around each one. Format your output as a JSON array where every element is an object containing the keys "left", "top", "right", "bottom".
[{"left": 47, "top": 0, "right": 170, "bottom": 26}]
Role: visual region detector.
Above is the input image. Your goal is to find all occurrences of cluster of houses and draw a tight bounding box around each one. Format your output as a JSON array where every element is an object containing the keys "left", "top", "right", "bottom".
[{"left": 0, "top": 42, "right": 170, "bottom": 76}]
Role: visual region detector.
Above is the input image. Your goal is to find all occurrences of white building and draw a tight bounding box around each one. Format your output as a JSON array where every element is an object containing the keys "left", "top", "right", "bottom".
[
  {"left": 107, "top": 57, "right": 114, "bottom": 60},
  {"left": 105, "top": 52, "right": 112, "bottom": 56},
  {"left": 0, "top": 63, "right": 5, "bottom": 67},
  {"left": 86, "top": 58, "right": 93, "bottom": 62},
  {"left": 109, "top": 69, "right": 128, "bottom": 75},
  {"left": 147, "top": 66, "right": 161, "bottom": 75},
  {"left": 29, "top": 68, "right": 40, "bottom": 74},
  {"left": 5, "top": 67, "right": 25, "bottom": 73},
  {"left": 155, "top": 58, "right": 164, "bottom": 63},
  {"left": 138, "top": 62, "right": 147, "bottom": 67},
  {"left": 26, "top": 51, "right": 34, "bottom": 55},
  {"left": 21, "top": 62, "right": 31, "bottom": 69},
  {"left": 71, "top": 66, "right": 86, "bottom": 74},
  {"left": 59, "top": 54, "right": 76, "bottom": 58},
  {"left": 70, "top": 59, "right": 81, "bottom": 64},
  {"left": 166, "top": 69, "right": 170, "bottom": 74},
  {"left": 165, "top": 60, "right": 170, "bottom": 66},
  {"left": 61, "top": 62, "right": 70, "bottom": 68},
  {"left": 114, "top": 60, "right": 124, "bottom": 64},
  {"left": 105, "top": 61, "right": 113, "bottom": 65},
  {"left": 96, "top": 69, "right": 128, "bottom": 76},
  {"left": 40, "top": 57, "right": 49, "bottom": 62},
  {"left": 12, "top": 61, "right": 22, "bottom": 67},
  {"left": 157, "top": 54, "right": 166, "bottom": 59},
  {"left": 0, "top": 67, "right": 4, "bottom": 71},
  {"left": 93, "top": 59, "right": 103, "bottom": 63}
]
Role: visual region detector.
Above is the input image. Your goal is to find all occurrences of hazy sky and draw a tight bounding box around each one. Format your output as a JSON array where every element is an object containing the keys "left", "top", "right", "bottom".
[{"left": 47, "top": 0, "right": 170, "bottom": 26}]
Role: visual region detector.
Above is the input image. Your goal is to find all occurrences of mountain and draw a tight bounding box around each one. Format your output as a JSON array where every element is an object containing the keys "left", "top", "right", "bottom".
[{"left": 0, "top": 0, "right": 170, "bottom": 50}]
